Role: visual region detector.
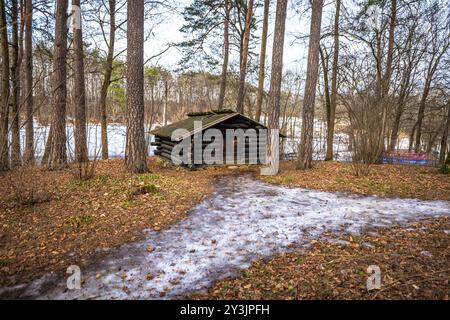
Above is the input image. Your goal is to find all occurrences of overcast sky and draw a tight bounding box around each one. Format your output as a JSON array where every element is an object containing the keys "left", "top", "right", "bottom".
[
  {"left": 136, "top": 0, "right": 332, "bottom": 76},
  {"left": 98, "top": 0, "right": 345, "bottom": 88}
]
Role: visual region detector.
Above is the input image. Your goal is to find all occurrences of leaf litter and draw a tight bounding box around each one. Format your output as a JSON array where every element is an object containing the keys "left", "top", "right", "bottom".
[{"left": 1, "top": 174, "right": 449, "bottom": 299}]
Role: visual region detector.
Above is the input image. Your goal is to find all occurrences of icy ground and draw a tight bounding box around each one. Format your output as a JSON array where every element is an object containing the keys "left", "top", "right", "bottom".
[{"left": 3, "top": 175, "right": 450, "bottom": 299}]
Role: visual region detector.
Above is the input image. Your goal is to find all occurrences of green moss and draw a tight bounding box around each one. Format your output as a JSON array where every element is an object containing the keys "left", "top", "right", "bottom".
[
  {"left": 0, "top": 259, "right": 10, "bottom": 267},
  {"left": 4, "top": 216, "right": 18, "bottom": 226},
  {"left": 288, "top": 285, "right": 298, "bottom": 298},
  {"left": 70, "top": 179, "right": 91, "bottom": 190},
  {"left": 137, "top": 174, "right": 163, "bottom": 182},
  {"left": 66, "top": 215, "right": 95, "bottom": 229},
  {"left": 96, "top": 175, "right": 113, "bottom": 183},
  {"left": 122, "top": 200, "right": 132, "bottom": 209},
  {"left": 144, "top": 183, "right": 160, "bottom": 194},
  {"left": 243, "top": 270, "right": 252, "bottom": 278},
  {"left": 265, "top": 177, "right": 282, "bottom": 185},
  {"left": 221, "top": 282, "right": 234, "bottom": 293},
  {"left": 320, "top": 290, "right": 333, "bottom": 299},
  {"left": 283, "top": 175, "right": 295, "bottom": 184},
  {"left": 127, "top": 182, "right": 160, "bottom": 201},
  {"left": 187, "top": 109, "right": 234, "bottom": 117}
]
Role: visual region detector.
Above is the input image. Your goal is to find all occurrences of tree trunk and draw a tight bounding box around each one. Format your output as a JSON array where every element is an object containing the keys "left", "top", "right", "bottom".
[
  {"left": 376, "top": 0, "right": 396, "bottom": 160},
  {"left": 267, "top": 0, "right": 288, "bottom": 130},
  {"left": 163, "top": 79, "right": 168, "bottom": 126},
  {"left": 218, "top": 0, "right": 230, "bottom": 111},
  {"left": 23, "top": 0, "right": 34, "bottom": 164},
  {"left": 413, "top": 8, "right": 449, "bottom": 152},
  {"left": 319, "top": 45, "right": 331, "bottom": 156},
  {"left": 236, "top": 0, "right": 254, "bottom": 114},
  {"left": 0, "top": 0, "right": 10, "bottom": 171},
  {"left": 442, "top": 147, "right": 450, "bottom": 174},
  {"left": 409, "top": 121, "right": 417, "bottom": 151},
  {"left": 381, "top": 0, "right": 396, "bottom": 98},
  {"left": 414, "top": 79, "right": 432, "bottom": 152},
  {"left": 388, "top": 21, "right": 419, "bottom": 152},
  {"left": 325, "top": 0, "right": 340, "bottom": 161},
  {"left": 389, "top": 103, "right": 403, "bottom": 151},
  {"left": 262, "top": 0, "right": 287, "bottom": 175},
  {"left": 297, "top": 0, "right": 324, "bottom": 170},
  {"left": 73, "top": 0, "right": 88, "bottom": 163},
  {"left": 99, "top": 0, "right": 116, "bottom": 160},
  {"left": 10, "top": 0, "right": 21, "bottom": 167},
  {"left": 41, "top": 124, "right": 53, "bottom": 164},
  {"left": 125, "top": 0, "right": 148, "bottom": 173},
  {"left": 47, "top": 0, "right": 69, "bottom": 169},
  {"left": 255, "top": 0, "right": 270, "bottom": 123},
  {"left": 439, "top": 101, "right": 450, "bottom": 164}
]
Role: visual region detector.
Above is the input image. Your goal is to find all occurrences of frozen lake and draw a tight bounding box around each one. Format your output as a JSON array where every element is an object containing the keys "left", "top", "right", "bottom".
[
  {"left": 20, "top": 122, "right": 156, "bottom": 161},
  {"left": 24, "top": 121, "right": 351, "bottom": 162},
  {"left": 19, "top": 120, "right": 420, "bottom": 163}
]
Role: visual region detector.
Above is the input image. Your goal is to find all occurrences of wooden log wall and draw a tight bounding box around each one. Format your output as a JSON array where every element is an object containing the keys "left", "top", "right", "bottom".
[{"left": 152, "top": 117, "right": 268, "bottom": 166}]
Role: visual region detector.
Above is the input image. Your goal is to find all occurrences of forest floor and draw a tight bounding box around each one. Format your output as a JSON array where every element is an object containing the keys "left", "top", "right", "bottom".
[
  {"left": 193, "top": 161, "right": 450, "bottom": 300},
  {"left": 1, "top": 159, "right": 449, "bottom": 299},
  {"left": 192, "top": 217, "right": 449, "bottom": 300},
  {"left": 260, "top": 161, "right": 450, "bottom": 200},
  {"left": 0, "top": 158, "right": 252, "bottom": 287}
]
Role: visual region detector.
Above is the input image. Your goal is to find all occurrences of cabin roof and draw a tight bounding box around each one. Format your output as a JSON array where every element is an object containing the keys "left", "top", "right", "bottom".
[{"left": 151, "top": 110, "right": 280, "bottom": 141}]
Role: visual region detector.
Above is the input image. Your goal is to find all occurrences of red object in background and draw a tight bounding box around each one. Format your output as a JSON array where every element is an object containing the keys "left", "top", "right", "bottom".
[{"left": 383, "top": 152, "right": 429, "bottom": 165}]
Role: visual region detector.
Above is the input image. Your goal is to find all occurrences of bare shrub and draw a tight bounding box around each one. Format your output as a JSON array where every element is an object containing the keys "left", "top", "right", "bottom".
[
  {"left": 6, "top": 167, "right": 52, "bottom": 208},
  {"left": 339, "top": 52, "right": 389, "bottom": 177},
  {"left": 343, "top": 93, "right": 384, "bottom": 177},
  {"left": 71, "top": 146, "right": 102, "bottom": 181}
]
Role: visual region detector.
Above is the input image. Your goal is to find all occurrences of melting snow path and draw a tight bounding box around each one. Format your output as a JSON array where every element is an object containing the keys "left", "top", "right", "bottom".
[{"left": 3, "top": 175, "right": 450, "bottom": 299}]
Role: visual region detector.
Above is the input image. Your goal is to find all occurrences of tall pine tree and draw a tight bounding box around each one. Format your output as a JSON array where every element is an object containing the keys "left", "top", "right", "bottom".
[
  {"left": 48, "top": 0, "right": 69, "bottom": 169},
  {"left": 297, "top": 0, "right": 324, "bottom": 170},
  {"left": 125, "top": 0, "right": 148, "bottom": 173}
]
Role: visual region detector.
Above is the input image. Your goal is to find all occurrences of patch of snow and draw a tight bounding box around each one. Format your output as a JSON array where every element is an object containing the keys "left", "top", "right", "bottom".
[
  {"left": 420, "top": 251, "right": 433, "bottom": 258},
  {"left": 327, "top": 239, "right": 352, "bottom": 246},
  {"left": 2, "top": 176, "right": 449, "bottom": 300},
  {"left": 362, "top": 242, "right": 376, "bottom": 249}
]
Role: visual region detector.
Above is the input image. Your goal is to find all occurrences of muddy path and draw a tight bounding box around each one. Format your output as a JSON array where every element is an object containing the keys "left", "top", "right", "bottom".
[{"left": 2, "top": 175, "right": 449, "bottom": 299}]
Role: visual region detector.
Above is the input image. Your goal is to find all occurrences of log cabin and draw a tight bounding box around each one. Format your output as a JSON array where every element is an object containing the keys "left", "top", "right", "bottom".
[{"left": 151, "top": 110, "right": 284, "bottom": 167}]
